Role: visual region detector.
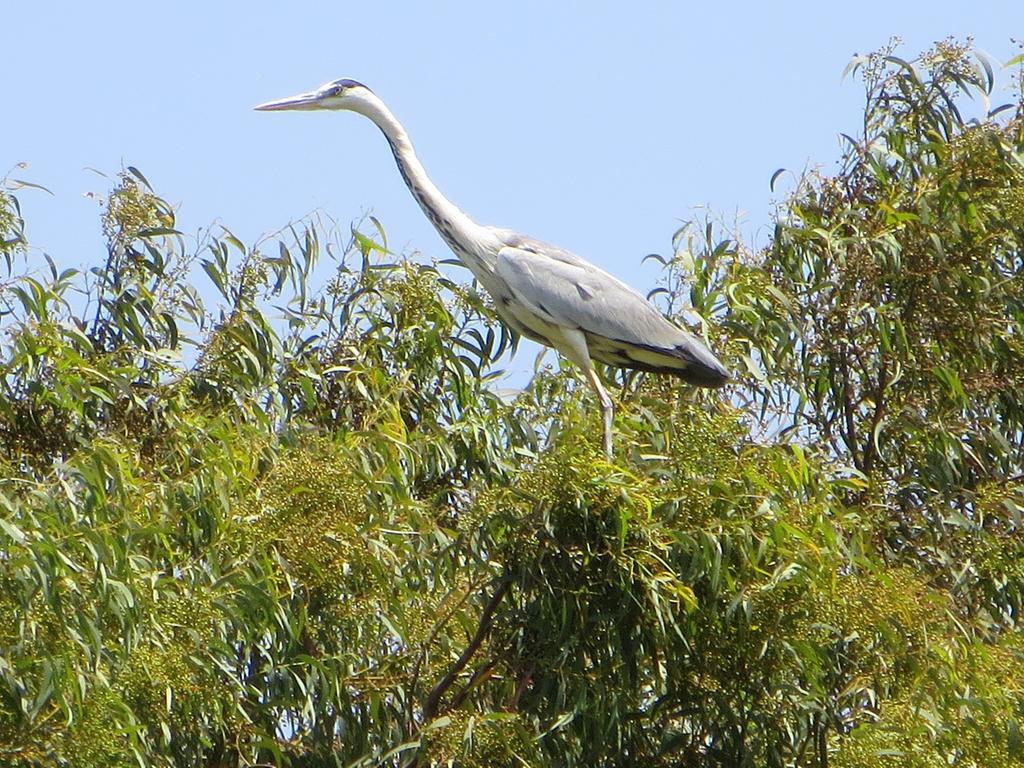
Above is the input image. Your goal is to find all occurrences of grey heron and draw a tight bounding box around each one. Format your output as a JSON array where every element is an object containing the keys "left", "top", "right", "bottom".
[{"left": 256, "top": 79, "right": 729, "bottom": 458}]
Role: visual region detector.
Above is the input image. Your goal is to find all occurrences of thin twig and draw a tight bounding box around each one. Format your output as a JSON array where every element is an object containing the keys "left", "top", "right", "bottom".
[
  {"left": 509, "top": 661, "right": 535, "bottom": 712},
  {"left": 449, "top": 656, "right": 504, "bottom": 711}
]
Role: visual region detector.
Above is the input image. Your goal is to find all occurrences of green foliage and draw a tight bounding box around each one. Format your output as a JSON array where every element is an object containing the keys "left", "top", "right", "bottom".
[
  {"left": 724, "top": 40, "right": 1024, "bottom": 635},
  {"left": 1, "top": 40, "right": 1023, "bottom": 767}
]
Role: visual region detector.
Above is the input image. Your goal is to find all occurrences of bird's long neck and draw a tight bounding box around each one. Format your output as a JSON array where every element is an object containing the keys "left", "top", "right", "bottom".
[{"left": 351, "top": 95, "right": 496, "bottom": 277}]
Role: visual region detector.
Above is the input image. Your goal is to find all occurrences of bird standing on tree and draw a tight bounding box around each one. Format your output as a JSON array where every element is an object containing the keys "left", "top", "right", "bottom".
[{"left": 257, "top": 79, "right": 729, "bottom": 457}]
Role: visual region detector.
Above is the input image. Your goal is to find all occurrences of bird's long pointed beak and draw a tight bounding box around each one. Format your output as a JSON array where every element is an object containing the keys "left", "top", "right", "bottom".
[{"left": 254, "top": 91, "right": 322, "bottom": 111}]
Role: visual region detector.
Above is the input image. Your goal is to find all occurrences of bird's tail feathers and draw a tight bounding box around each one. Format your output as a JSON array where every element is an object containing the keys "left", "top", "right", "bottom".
[{"left": 624, "top": 338, "right": 730, "bottom": 388}]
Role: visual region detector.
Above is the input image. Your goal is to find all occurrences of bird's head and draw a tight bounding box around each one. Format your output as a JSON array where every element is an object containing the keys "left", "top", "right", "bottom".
[{"left": 254, "top": 78, "right": 375, "bottom": 113}]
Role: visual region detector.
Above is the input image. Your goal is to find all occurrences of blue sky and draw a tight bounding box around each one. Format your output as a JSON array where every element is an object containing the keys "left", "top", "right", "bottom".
[{"left": 5, "top": 2, "right": 1019, "bottom": 374}]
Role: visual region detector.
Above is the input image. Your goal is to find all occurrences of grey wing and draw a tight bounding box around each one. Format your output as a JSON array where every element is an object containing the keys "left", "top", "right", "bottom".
[
  {"left": 492, "top": 234, "right": 729, "bottom": 387},
  {"left": 489, "top": 228, "right": 596, "bottom": 269}
]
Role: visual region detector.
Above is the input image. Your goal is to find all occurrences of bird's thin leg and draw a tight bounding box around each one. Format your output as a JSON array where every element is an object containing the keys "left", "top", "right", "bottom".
[
  {"left": 584, "top": 367, "right": 614, "bottom": 459},
  {"left": 553, "top": 327, "right": 615, "bottom": 458}
]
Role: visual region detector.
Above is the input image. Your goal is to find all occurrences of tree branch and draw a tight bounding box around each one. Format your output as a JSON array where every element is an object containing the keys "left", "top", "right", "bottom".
[
  {"left": 836, "top": 339, "right": 860, "bottom": 469},
  {"left": 422, "top": 577, "right": 511, "bottom": 721},
  {"left": 862, "top": 356, "right": 888, "bottom": 476},
  {"left": 407, "top": 578, "right": 485, "bottom": 724}
]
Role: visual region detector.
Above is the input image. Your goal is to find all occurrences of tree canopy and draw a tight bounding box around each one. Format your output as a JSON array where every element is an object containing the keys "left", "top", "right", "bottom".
[{"left": 1, "top": 40, "right": 1023, "bottom": 767}]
